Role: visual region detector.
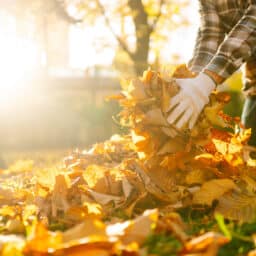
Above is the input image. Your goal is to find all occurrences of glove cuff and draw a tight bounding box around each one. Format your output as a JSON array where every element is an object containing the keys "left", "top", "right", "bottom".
[{"left": 194, "top": 72, "right": 216, "bottom": 98}]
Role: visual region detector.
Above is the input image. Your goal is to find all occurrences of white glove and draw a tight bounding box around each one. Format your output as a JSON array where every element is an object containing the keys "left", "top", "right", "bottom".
[{"left": 167, "top": 73, "right": 216, "bottom": 130}]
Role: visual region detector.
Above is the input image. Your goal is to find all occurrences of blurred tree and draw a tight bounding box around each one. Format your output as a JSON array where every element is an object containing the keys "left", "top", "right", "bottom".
[
  {"left": 70, "top": 0, "right": 189, "bottom": 75},
  {"left": 1, "top": 0, "right": 188, "bottom": 75}
]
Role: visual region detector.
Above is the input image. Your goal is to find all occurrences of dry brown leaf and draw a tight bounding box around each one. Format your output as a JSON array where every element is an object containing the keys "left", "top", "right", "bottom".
[
  {"left": 161, "top": 127, "right": 178, "bottom": 137},
  {"left": 157, "top": 138, "right": 186, "bottom": 155},
  {"left": 126, "top": 78, "right": 147, "bottom": 100},
  {"left": 121, "top": 177, "right": 134, "bottom": 198},
  {"left": 143, "top": 108, "right": 169, "bottom": 126},
  {"left": 192, "top": 179, "right": 238, "bottom": 206},
  {"left": 156, "top": 213, "right": 189, "bottom": 243},
  {"left": 61, "top": 248, "right": 111, "bottom": 256},
  {"left": 87, "top": 189, "right": 124, "bottom": 207},
  {"left": 51, "top": 174, "right": 70, "bottom": 217},
  {"left": 107, "top": 209, "right": 158, "bottom": 245},
  {"left": 215, "top": 191, "right": 256, "bottom": 222},
  {"left": 131, "top": 161, "right": 183, "bottom": 203},
  {"left": 241, "top": 175, "right": 256, "bottom": 193},
  {"left": 183, "top": 232, "right": 229, "bottom": 254},
  {"left": 0, "top": 64, "right": 251, "bottom": 255},
  {"left": 63, "top": 219, "right": 107, "bottom": 243}
]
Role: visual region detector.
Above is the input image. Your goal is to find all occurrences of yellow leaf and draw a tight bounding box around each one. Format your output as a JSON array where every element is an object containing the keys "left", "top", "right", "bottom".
[
  {"left": 248, "top": 249, "right": 256, "bottom": 256},
  {"left": 6, "top": 218, "right": 25, "bottom": 234},
  {"left": 126, "top": 78, "right": 147, "bottom": 100},
  {"left": 65, "top": 203, "right": 103, "bottom": 222},
  {"left": 204, "top": 102, "right": 227, "bottom": 128},
  {"left": 225, "top": 71, "right": 243, "bottom": 91},
  {"left": 142, "top": 68, "right": 154, "bottom": 83},
  {"left": 24, "top": 223, "right": 62, "bottom": 253},
  {"left": 0, "top": 235, "right": 24, "bottom": 254},
  {"left": 213, "top": 139, "right": 242, "bottom": 155},
  {"left": 8, "top": 160, "right": 34, "bottom": 173},
  {"left": 0, "top": 206, "right": 16, "bottom": 217},
  {"left": 185, "top": 169, "right": 212, "bottom": 186}
]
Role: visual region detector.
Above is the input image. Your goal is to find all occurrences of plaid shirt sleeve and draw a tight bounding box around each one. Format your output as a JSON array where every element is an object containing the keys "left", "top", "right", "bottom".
[
  {"left": 188, "top": 2, "right": 225, "bottom": 73},
  {"left": 205, "top": 4, "right": 256, "bottom": 80}
]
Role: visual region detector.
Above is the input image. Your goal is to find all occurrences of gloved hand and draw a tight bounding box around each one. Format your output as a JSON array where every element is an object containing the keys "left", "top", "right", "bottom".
[{"left": 167, "top": 73, "right": 216, "bottom": 130}]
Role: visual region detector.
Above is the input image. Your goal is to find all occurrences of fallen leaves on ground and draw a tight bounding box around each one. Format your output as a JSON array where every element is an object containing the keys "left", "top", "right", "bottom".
[{"left": 0, "top": 65, "right": 255, "bottom": 255}]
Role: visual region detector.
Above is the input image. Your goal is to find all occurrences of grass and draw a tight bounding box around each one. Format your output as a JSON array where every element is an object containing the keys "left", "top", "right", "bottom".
[{"left": 143, "top": 210, "right": 256, "bottom": 256}]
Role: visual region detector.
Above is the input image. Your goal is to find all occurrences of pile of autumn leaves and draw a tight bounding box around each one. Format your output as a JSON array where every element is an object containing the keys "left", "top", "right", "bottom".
[{"left": 0, "top": 65, "right": 256, "bottom": 255}]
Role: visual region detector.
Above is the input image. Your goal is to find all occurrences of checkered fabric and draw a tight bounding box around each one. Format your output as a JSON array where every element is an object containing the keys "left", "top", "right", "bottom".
[{"left": 188, "top": 0, "right": 256, "bottom": 95}]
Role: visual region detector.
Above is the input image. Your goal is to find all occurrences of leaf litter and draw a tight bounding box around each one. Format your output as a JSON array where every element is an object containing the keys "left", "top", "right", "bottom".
[{"left": 0, "top": 65, "right": 255, "bottom": 255}]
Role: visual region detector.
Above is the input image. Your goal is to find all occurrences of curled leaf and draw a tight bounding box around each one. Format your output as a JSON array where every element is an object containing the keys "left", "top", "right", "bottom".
[{"left": 184, "top": 232, "right": 229, "bottom": 254}]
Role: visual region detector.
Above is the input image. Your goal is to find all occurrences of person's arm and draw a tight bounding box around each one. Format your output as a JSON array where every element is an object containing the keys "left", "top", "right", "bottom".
[
  {"left": 204, "top": 4, "right": 256, "bottom": 82},
  {"left": 167, "top": 3, "right": 256, "bottom": 132},
  {"left": 166, "top": 2, "right": 224, "bottom": 131},
  {"left": 188, "top": 1, "right": 225, "bottom": 73}
]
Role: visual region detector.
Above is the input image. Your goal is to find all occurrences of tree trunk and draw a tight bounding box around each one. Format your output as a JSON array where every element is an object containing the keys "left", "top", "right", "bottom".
[{"left": 128, "top": 0, "right": 151, "bottom": 75}]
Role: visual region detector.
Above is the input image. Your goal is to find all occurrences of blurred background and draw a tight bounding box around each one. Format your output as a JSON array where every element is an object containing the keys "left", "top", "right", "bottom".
[{"left": 0, "top": 0, "right": 244, "bottom": 167}]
